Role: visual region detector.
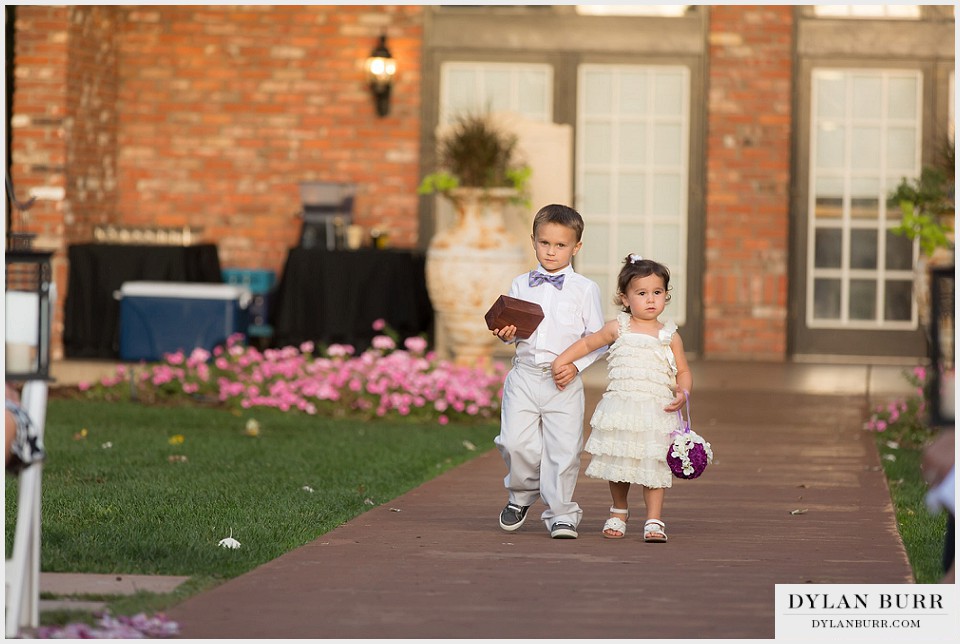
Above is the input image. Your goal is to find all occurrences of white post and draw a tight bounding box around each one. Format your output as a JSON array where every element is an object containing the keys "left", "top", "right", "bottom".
[{"left": 5, "top": 380, "right": 47, "bottom": 637}]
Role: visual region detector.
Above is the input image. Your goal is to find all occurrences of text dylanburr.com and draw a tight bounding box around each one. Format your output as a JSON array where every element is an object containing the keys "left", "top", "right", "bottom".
[{"left": 775, "top": 584, "right": 958, "bottom": 640}]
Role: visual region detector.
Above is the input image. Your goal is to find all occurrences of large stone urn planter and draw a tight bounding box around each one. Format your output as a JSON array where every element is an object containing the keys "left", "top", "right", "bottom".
[{"left": 425, "top": 187, "right": 527, "bottom": 366}]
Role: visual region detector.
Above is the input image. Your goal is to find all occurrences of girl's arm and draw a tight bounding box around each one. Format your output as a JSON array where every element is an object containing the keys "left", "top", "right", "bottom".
[
  {"left": 664, "top": 332, "right": 692, "bottom": 412},
  {"left": 552, "top": 319, "right": 619, "bottom": 389}
]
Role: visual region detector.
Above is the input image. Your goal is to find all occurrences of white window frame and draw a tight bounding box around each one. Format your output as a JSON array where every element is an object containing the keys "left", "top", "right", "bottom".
[{"left": 806, "top": 68, "right": 923, "bottom": 330}]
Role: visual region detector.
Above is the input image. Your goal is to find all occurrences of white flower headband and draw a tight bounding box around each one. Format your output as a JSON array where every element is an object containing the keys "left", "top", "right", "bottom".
[{"left": 629, "top": 253, "right": 643, "bottom": 264}]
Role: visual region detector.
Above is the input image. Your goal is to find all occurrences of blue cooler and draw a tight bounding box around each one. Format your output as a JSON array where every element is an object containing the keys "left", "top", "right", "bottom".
[{"left": 118, "top": 281, "right": 252, "bottom": 362}]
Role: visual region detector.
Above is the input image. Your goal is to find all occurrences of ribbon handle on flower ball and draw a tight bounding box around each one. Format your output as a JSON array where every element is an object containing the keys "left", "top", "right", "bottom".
[{"left": 674, "top": 390, "right": 691, "bottom": 436}]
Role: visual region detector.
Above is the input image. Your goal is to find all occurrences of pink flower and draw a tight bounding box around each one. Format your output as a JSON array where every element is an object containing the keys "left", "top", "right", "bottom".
[
  {"left": 403, "top": 336, "right": 428, "bottom": 354},
  {"left": 188, "top": 348, "right": 210, "bottom": 365},
  {"left": 372, "top": 335, "right": 396, "bottom": 351},
  {"left": 327, "top": 344, "right": 349, "bottom": 358},
  {"left": 300, "top": 341, "right": 315, "bottom": 354},
  {"left": 438, "top": 415, "right": 449, "bottom": 425},
  {"left": 372, "top": 318, "right": 386, "bottom": 331},
  {"left": 78, "top": 381, "right": 91, "bottom": 391}
]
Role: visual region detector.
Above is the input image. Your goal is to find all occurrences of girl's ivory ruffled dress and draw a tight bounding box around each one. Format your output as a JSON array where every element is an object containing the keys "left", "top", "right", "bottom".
[{"left": 584, "top": 312, "right": 678, "bottom": 488}]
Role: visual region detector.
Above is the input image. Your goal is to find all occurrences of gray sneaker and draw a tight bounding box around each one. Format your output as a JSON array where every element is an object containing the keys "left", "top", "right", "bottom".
[
  {"left": 499, "top": 503, "right": 530, "bottom": 531},
  {"left": 550, "top": 521, "right": 578, "bottom": 539}
]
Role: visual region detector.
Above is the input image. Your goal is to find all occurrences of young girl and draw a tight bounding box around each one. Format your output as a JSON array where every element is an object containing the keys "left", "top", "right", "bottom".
[{"left": 552, "top": 254, "right": 691, "bottom": 543}]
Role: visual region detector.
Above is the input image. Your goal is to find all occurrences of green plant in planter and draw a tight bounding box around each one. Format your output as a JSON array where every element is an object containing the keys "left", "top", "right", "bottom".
[
  {"left": 890, "top": 140, "right": 955, "bottom": 257},
  {"left": 418, "top": 113, "right": 531, "bottom": 205}
]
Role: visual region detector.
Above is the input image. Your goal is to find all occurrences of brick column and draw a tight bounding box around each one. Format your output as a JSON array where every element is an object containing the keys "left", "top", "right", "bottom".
[
  {"left": 9, "top": 5, "right": 71, "bottom": 359},
  {"left": 704, "top": 6, "right": 793, "bottom": 360}
]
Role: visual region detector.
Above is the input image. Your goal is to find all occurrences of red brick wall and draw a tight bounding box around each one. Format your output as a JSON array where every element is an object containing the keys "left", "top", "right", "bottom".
[
  {"left": 704, "top": 6, "right": 793, "bottom": 359},
  {"left": 11, "top": 5, "right": 423, "bottom": 359},
  {"left": 115, "top": 5, "right": 423, "bottom": 271}
]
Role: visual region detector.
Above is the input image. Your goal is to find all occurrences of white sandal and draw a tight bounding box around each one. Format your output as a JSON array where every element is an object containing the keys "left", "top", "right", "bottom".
[
  {"left": 643, "top": 519, "right": 667, "bottom": 543},
  {"left": 602, "top": 507, "right": 629, "bottom": 539}
]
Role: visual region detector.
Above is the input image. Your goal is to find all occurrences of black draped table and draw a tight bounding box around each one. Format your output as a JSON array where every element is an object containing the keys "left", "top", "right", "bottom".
[
  {"left": 64, "top": 243, "right": 222, "bottom": 358},
  {"left": 270, "top": 248, "right": 433, "bottom": 351}
]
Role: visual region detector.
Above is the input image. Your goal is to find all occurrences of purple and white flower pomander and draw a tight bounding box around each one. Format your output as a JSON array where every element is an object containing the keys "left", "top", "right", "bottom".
[{"left": 667, "top": 427, "right": 713, "bottom": 479}]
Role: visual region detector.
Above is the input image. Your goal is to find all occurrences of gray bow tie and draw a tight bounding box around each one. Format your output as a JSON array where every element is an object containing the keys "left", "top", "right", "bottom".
[{"left": 529, "top": 271, "right": 564, "bottom": 290}]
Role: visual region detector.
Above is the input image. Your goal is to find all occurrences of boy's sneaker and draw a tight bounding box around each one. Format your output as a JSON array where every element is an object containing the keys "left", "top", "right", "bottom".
[
  {"left": 499, "top": 503, "right": 530, "bottom": 531},
  {"left": 550, "top": 521, "right": 578, "bottom": 539}
]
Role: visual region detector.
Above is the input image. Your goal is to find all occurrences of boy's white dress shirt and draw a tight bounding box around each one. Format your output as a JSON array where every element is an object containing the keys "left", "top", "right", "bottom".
[
  {"left": 509, "top": 264, "right": 607, "bottom": 370},
  {"left": 495, "top": 263, "right": 606, "bottom": 530}
]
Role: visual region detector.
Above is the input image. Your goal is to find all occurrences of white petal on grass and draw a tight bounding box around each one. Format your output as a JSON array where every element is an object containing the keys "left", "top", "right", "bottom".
[{"left": 218, "top": 528, "right": 241, "bottom": 549}]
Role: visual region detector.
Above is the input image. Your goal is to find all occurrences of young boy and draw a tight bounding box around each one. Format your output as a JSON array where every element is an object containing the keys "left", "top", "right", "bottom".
[{"left": 491, "top": 204, "right": 607, "bottom": 539}]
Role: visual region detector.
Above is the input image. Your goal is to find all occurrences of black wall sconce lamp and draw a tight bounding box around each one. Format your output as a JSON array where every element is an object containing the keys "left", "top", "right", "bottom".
[{"left": 364, "top": 33, "right": 396, "bottom": 117}]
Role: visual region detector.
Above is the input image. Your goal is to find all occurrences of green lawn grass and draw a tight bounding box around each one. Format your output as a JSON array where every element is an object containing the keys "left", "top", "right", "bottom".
[
  {"left": 874, "top": 435, "right": 950, "bottom": 583},
  {"left": 6, "top": 399, "right": 498, "bottom": 590}
]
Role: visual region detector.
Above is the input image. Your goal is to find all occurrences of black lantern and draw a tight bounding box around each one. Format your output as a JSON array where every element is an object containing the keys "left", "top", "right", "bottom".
[
  {"left": 5, "top": 250, "right": 54, "bottom": 381},
  {"left": 364, "top": 34, "right": 396, "bottom": 117},
  {"left": 927, "top": 265, "right": 955, "bottom": 428}
]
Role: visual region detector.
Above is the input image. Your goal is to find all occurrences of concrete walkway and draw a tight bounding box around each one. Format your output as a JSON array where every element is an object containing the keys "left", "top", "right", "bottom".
[{"left": 155, "top": 361, "right": 916, "bottom": 639}]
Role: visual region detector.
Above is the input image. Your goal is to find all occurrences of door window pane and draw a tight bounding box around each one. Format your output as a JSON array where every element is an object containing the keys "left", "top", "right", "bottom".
[
  {"left": 888, "top": 77, "right": 919, "bottom": 119},
  {"left": 584, "top": 123, "right": 614, "bottom": 164},
  {"left": 816, "top": 75, "right": 845, "bottom": 118},
  {"left": 887, "top": 127, "right": 917, "bottom": 168},
  {"left": 651, "top": 224, "right": 681, "bottom": 266},
  {"left": 851, "top": 127, "right": 881, "bottom": 169},
  {"left": 619, "top": 72, "right": 647, "bottom": 113},
  {"left": 884, "top": 280, "right": 914, "bottom": 321},
  {"left": 585, "top": 72, "right": 613, "bottom": 115},
  {"left": 654, "top": 72, "right": 685, "bottom": 115},
  {"left": 619, "top": 123, "right": 647, "bottom": 164},
  {"left": 653, "top": 123, "right": 682, "bottom": 165},
  {"left": 814, "top": 279, "right": 842, "bottom": 319},
  {"left": 815, "top": 229, "right": 842, "bottom": 268},
  {"left": 816, "top": 125, "right": 846, "bottom": 168},
  {"left": 850, "top": 229, "right": 878, "bottom": 269},
  {"left": 616, "top": 174, "right": 646, "bottom": 214},
  {"left": 852, "top": 75, "right": 883, "bottom": 118},
  {"left": 581, "top": 222, "right": 612, "bottom": 264},
  {"left": 652, "top": 173, "right": 683, "bottom": 217},
  {"left": 849, "top": 279, "right": 877, "bottom": 320},
  {"left": 616, "top": 223, "right": 647, "bottom": 260},
  {"left": 885, "top": 230, "right": 914, "bottom": 270},
  {"left": 583, "top": 172, "right": 612, "bottom": 214}
]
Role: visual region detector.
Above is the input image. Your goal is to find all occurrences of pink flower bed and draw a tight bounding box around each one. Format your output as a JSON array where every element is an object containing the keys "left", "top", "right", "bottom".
[{"left": 79, "top": 328, "right": 507, "bottom": 424}]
